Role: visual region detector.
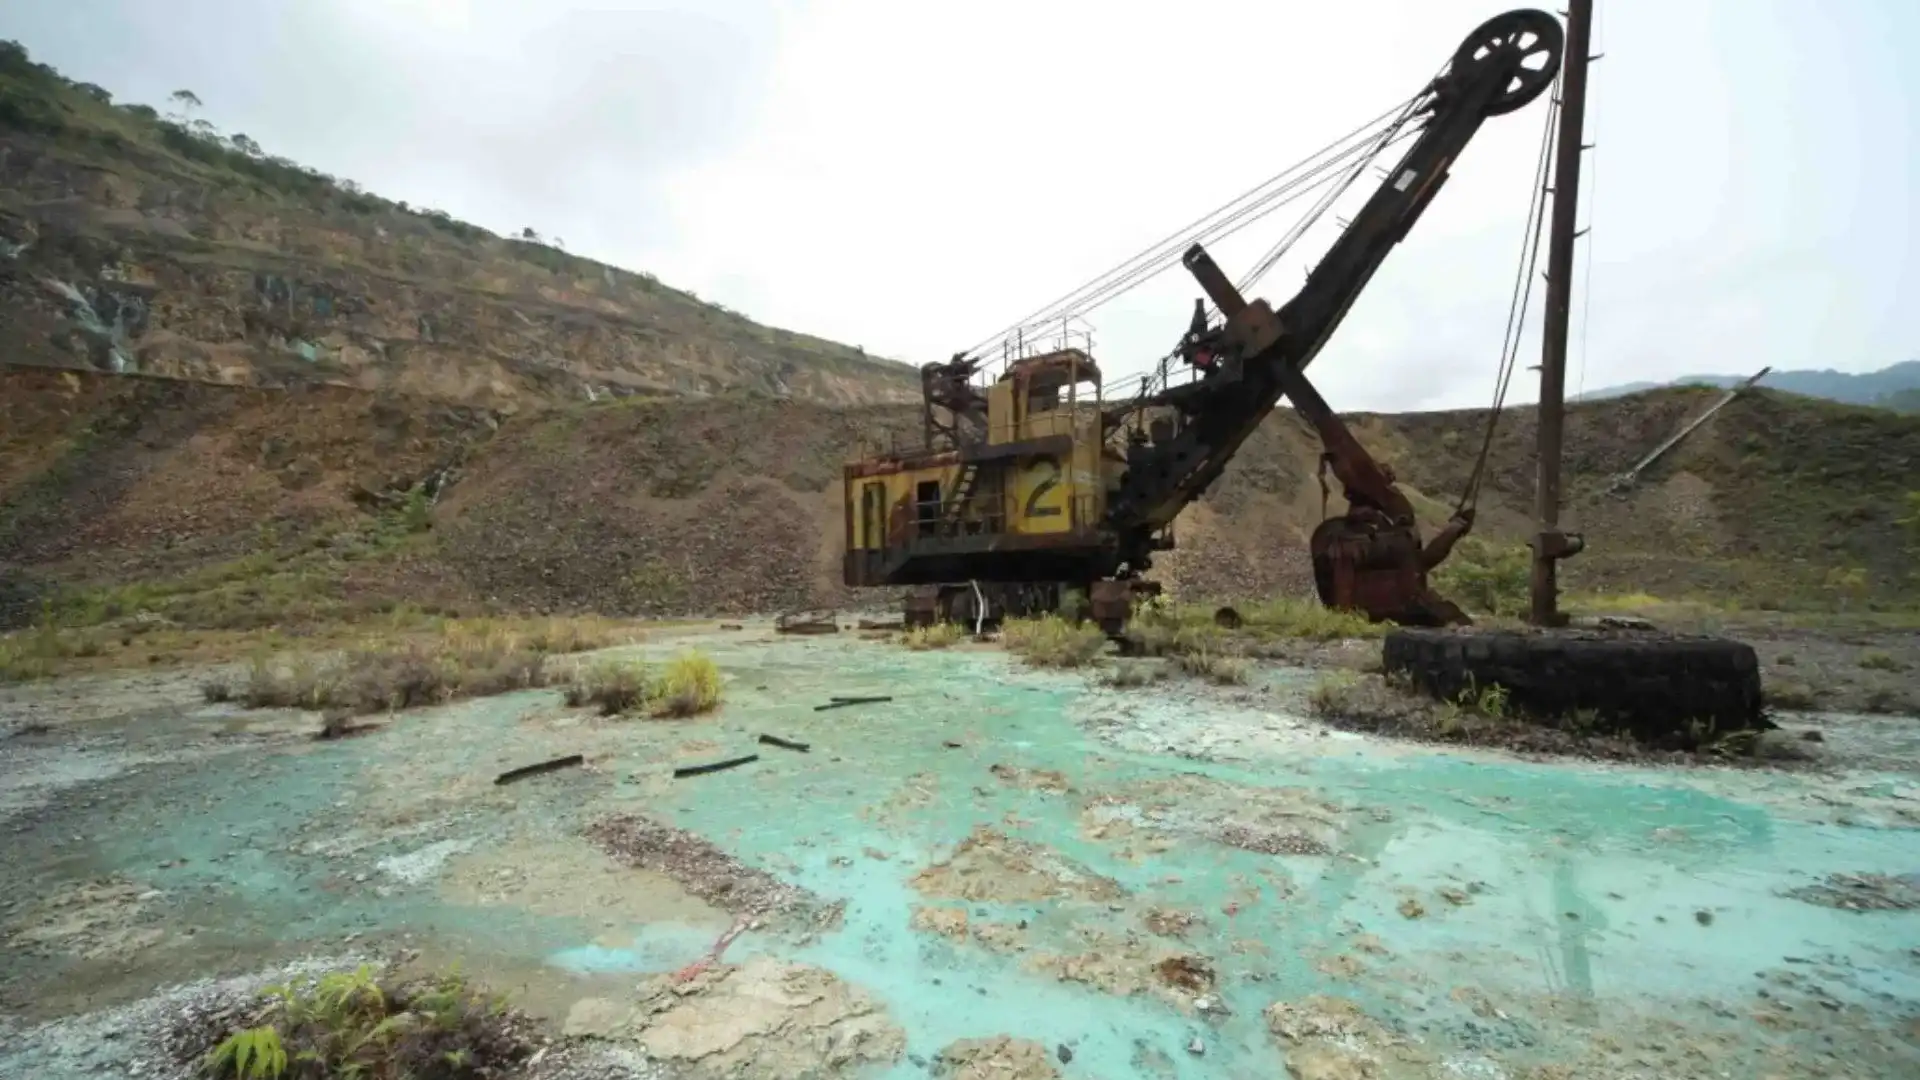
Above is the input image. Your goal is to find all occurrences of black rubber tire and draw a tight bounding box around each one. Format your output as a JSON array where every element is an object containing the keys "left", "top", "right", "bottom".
[{"left": 1382, "top": 627, "right": 1769, "bottom": 744}]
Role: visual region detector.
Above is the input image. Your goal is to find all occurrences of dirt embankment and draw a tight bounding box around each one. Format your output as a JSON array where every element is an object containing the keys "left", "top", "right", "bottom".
[{"left": 5, "top": 367, "right": 1918, "bottom": 629}]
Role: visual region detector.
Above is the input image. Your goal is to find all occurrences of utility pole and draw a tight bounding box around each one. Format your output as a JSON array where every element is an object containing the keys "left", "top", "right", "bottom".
[{"left": 1529, "top": 0, "right": 1593, "bottom": 627}]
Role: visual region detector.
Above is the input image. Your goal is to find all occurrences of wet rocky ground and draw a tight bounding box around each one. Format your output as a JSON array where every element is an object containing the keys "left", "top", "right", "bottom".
[{"left": 2, "top": 624, "right": 1917, "bottom": 1079}]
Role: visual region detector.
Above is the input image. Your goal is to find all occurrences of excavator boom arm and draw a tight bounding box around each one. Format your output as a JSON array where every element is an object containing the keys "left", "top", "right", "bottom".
[{"left": 1107, "top": 9, "right": 1563, "bottom": 562}]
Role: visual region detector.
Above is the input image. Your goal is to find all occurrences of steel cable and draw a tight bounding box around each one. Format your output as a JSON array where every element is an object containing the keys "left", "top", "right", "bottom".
[
  {"left": 961, "top": 92, "right": 1429, "bottom": 361},
  {"left": 1455, "top": 71, "right": 1560, "bottom": 515}
]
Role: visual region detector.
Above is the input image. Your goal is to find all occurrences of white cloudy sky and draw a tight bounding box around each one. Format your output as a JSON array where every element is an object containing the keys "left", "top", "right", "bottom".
[{"left": 7, "top": 0, "right": 1915, "bottom": 410}]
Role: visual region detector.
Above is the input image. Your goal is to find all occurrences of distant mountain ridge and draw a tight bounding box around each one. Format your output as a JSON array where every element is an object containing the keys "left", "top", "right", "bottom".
[{"left": 1576, "top": 360, "right": 1920, "bottom": 412}]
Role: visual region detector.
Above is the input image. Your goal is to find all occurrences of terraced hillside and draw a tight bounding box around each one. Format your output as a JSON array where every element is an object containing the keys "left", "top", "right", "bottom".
[{"left": 0, "top": 42, "right": 917, "bottom": 409}]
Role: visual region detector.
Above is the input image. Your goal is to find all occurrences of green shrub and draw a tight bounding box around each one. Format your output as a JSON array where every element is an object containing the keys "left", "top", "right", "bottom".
[
  {"left": 564, "top": 657, "right": 651, "bottom": 715},
  {"left": 652, "top": 651, "right": 723, "bottom": 717},
  {"left": 206, "top": 1026, "right": 285, "bottom": 1078},
  {"left": 563, "top": 651, "right": 722, "bottom": 718},
  {"left": 1430, "top": 537, "right": 1531, "bottom": 616},
  {"left": 241, "top": 636, "right": 549, "bottom": 715},
  {"left": 202, "top": 964, "right": 527, "bottom": 1080}
]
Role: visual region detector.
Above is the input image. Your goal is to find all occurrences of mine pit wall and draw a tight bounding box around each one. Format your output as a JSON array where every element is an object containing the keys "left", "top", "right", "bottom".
[
  {"left": 5, "top": 366, "right": 1917, "bottom": 630},
  {"left": 0, "top": 131, "right": 921, "bottom": 412},
  {"left": 0, "top": 367, "right": 931, "bottom": 626}
]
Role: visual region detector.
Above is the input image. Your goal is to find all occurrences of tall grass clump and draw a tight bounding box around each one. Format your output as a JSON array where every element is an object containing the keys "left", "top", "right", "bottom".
[
  {"left": 0, "top": 620, "right": 108, "bottom": 683},
  {"left": 652, "top": 650, "right": 723, "bottom": 717},
  {"left": 999, "top": 615, "right": 1108, "bottom": 669},
  {"left": 903, "top": 622, "right": 964, "bottom": 650},
  {"left": 1174, "top": 650, "right": 1251, "bottom": 685},
  {"left": 564, "top": 650, "right": 722, "bottom": 718},
  {"left": 1236, "top": 597, "right": 1384, "bottom": 641},
  {"left": 238, "top": 635, "right": 548, "bottom": 715},
  {"left": 564, "top": 657, "right": 652, "bottom": 715}
]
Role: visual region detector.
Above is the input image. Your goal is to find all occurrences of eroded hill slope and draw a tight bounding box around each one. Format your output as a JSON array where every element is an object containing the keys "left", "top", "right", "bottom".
[
  {"left": 0, "top": 43, "right": 917, "bottom": 409},
  {"left": 5, "top": 368, "right": 1915, "bottom": 629}
]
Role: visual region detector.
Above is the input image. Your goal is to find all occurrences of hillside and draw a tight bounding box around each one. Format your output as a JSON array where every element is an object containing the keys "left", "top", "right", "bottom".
[
  {"left": 5, "top": 367, "right": 1915, "bottom": 632},
  {"left": 1577, "top": 360, "right": 1920, "bottom": 412},
  {"left": 0, "top": 41, "right": 918, "bottom": 409}
]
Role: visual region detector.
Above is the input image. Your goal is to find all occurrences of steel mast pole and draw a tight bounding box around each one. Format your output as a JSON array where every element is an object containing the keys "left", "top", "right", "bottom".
[{"left": 1529, "top": 0, "right": 1593, "bottom": 627}]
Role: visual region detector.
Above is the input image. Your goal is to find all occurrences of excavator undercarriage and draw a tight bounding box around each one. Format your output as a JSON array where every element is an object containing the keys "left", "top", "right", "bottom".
[{"left": 841, "top": 9, "right": 1566, "bottom": 632}]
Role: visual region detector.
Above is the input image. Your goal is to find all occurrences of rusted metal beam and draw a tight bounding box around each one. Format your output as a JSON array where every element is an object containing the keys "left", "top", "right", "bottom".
[
  {"left": 1529, "top": 0, "right": 1593, "bottom": 628},
  {"left": 1607, "top": 366, "right": 1773, "bottom": 493}
]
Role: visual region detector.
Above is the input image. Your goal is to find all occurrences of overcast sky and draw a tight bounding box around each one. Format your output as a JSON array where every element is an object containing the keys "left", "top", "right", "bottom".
[{"left": 6, "top": 0, "right": 1914, "bottom": 410}]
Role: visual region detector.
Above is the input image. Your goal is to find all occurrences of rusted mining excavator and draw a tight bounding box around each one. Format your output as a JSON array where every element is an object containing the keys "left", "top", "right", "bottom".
[{"left": 842, "top": 9, "right": 1565, "bottom": 632}]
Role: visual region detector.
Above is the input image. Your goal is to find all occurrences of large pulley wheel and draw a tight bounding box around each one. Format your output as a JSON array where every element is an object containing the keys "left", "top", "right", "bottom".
[
  {"left": 1383, "top": 627, "right": 1769, "bottom": 746},
  {"left": 1450, "top": 9, "right": 1564, "bottom": 116}
]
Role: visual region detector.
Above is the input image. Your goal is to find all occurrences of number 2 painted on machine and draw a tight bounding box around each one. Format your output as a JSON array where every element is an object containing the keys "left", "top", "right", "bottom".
[{"left": 1024, "top": 454, "right": 1063, "bottom": 518}]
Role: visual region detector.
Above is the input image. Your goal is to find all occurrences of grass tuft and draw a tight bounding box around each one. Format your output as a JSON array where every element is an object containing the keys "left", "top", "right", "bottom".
[
  {"left": 1173, "top": 650, "right": 1251, "bottom": 685},
  {"left": 1429, "top": 538, "right": 1531, "bottom": 617},
  {"left": 239, "top": 635, "right": 550, "bottom": 716},
  {"left": 1100, "top": 660, "right": 1168, "bottom": 688},
  {"left": 999, "top": 615, "right": 1108, "bottom": 669},
  {"left": 0, "top": 622, "right": 108, "bottom": 683},
  {"left": 563, "top": 650, "right": 723, "bottom": 718},
  {"left": 651, "top": 651, "right": 723, "bottom": 717},
  {"left": 1126, "top": 598, "right": 1379, "bottom": 656},
  {"left": 902, "top": 622, "right": 964, "bottom": 651},
  {"left": 1857, "top": 650, "right": 1904, "bottom": 672},
  {"left": 564, "top": 657, "right": 651, "bottom": 715}
]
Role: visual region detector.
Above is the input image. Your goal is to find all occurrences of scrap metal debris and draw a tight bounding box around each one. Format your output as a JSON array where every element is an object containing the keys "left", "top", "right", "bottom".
[
  {"left": 757, "top": 734, "right": 810, "bottom": 753},
  {"left": 775, "top": 611, "right": 839, "bottom": 635},
  {"left": 494, "top": 753, "right": 586, "bottom": 785},
  {"left": 671, "top": 913, "right": 755, "bottom": 983},
  {"left": 815, "top": 696, "right": 893, "bottom": 711},
  {"left": 673, "top": 754, "right": 758, "bottom": 779}
]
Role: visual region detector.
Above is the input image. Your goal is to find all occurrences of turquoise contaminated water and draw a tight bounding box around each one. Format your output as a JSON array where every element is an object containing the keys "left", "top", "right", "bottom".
[
  {"left": 577, "top": 635, "right": 1918, "bottom": 1076},
  {"left": 34, "top": 632, "right": 1920, "bottom": 1076}
]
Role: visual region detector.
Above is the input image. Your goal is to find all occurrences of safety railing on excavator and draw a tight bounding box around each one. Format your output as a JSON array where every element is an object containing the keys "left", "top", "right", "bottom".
[
  {"left": 911, "top": 491, "right": 1102, "bottom": 541},
  {"left": 962, "top": 319, "right": 1100, "bottom": 389}
]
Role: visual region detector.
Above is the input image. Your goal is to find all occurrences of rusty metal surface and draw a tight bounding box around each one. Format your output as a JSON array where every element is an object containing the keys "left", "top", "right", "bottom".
[
  {"left": 1310, "top": 517, "right": 1469, "bottom": 627},
  {"left": 836, "top": 10, "right": 1564, "bottom": 632},
  {"left": 845, "top": 449, "right": 963, "bottom": 481},
  {"left": 775, "top": 610, "right": 840, "bottom": 635}
]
